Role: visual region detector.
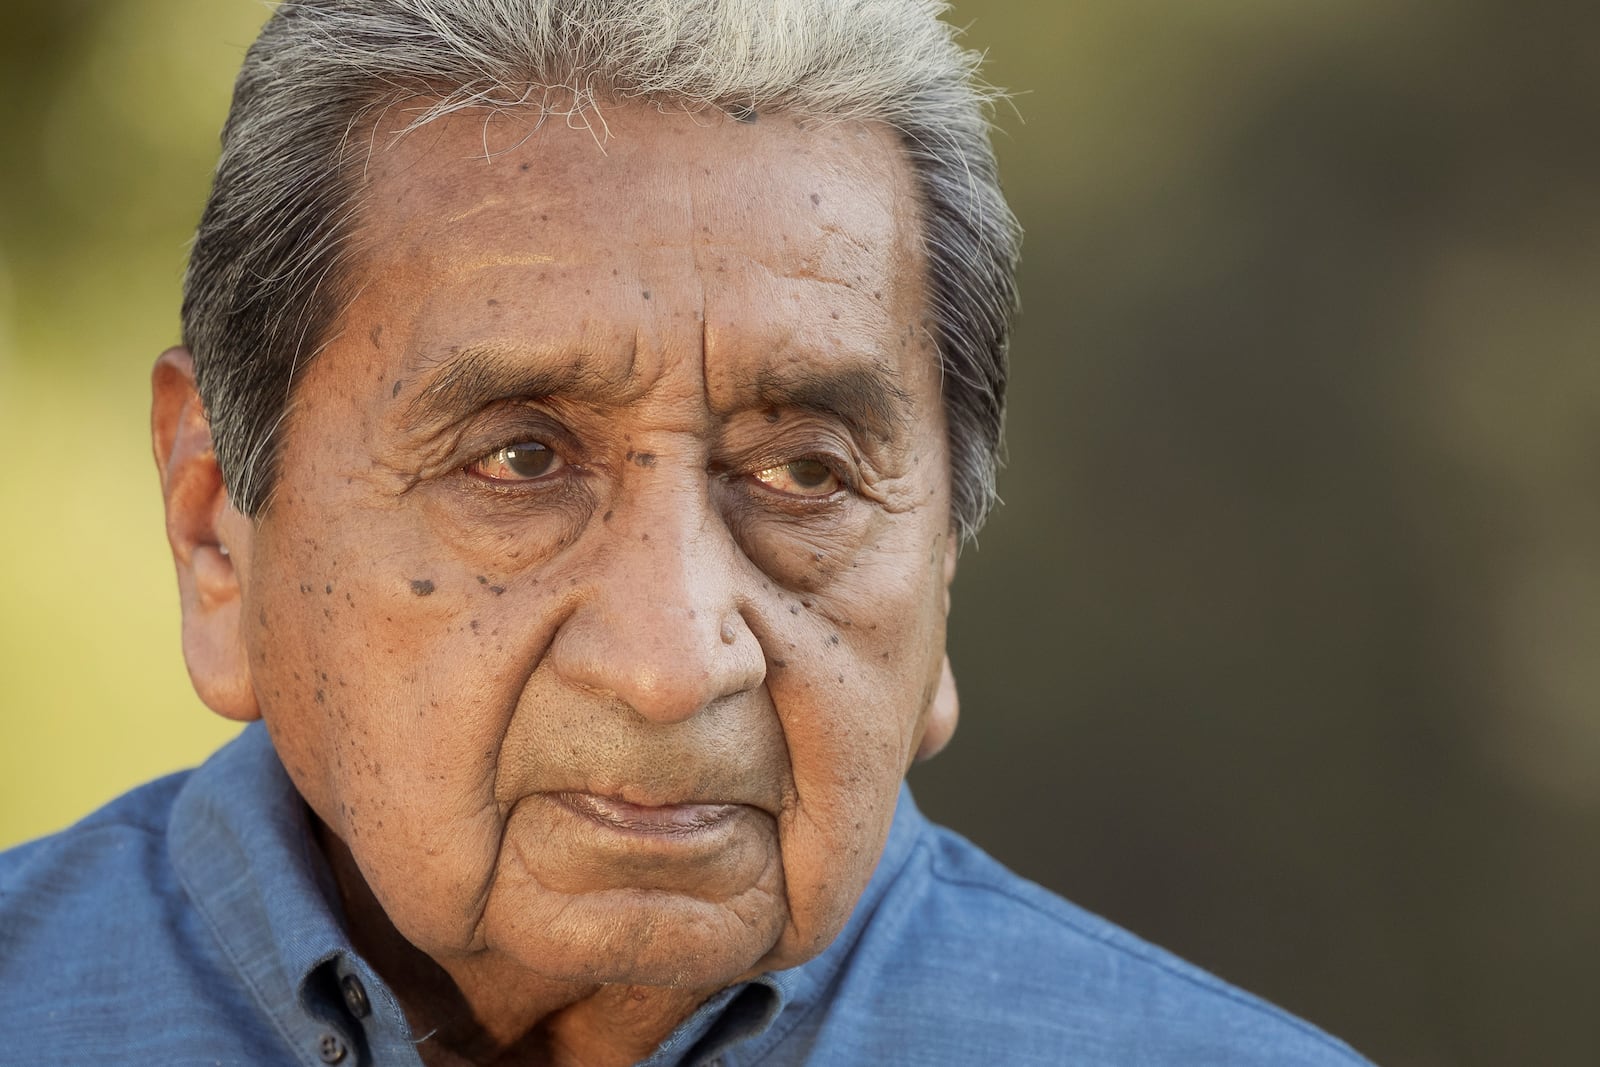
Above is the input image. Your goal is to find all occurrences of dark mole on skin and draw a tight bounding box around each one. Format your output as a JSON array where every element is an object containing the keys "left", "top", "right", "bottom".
[
  {"left": 371, "top": 325, "right": 384, "bottom": 348},
  {"left": 641, "top": 290, "right": 651, "bottom": 301},
  {"left": 487, "top": 298, "right": 499, "bottom": 306},
  {"left": 391, "top": 379, "right": 403, "bottom": 398},
  {"left": 325, "top": 584, "right": 333, "bottom": 595},
  {"left": 727, "top": 104, "right": 758, "bottom": 123},
  {"left": 627, "top": 451, "right": 657, "bottom": 468},
  {"left": 489, "top": 586, "right": 506, "bottom": 596},
  {"left": 810, "top": 192, "right": 822, "bottom": 207},
  {"left": 476, "top": 575, "right": 488, "bottom": 584},
  {"left": 602, "top": 510, "right": 614, "bottom": 523},
  {"left": 410, "top": 579, "right": 436, "bottom": 597}
]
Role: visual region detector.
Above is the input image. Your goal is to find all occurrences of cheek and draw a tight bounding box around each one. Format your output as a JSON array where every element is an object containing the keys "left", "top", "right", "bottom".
[
  {"left": 245, "top": 505, "right": 562, "bottom": 950},
  {"left": 762, "top": 525, "right": 949, "bottom": 952}
]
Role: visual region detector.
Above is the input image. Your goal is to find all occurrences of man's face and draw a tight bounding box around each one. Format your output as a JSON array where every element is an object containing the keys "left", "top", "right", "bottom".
[{"left": 216, "top": 102, "right": 954, "bottom": 991}]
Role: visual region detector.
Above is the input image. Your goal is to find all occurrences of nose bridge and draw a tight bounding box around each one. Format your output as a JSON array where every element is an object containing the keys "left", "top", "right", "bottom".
[{"left": 553, "top": 464, "right": 762, "bottom": 722}]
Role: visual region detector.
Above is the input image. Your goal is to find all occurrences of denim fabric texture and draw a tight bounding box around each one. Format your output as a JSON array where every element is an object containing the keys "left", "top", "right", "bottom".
[{"left": 0, "top": 723, "right": 1372, "bottom": 1065}]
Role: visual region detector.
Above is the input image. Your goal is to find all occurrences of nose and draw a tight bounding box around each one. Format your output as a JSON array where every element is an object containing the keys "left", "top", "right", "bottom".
[{"left": 548, "top": 485, "right": 766, "bottom": 724}]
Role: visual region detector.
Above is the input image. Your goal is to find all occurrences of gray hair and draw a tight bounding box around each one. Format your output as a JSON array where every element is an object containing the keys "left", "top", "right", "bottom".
[{"left": 184, "top": 0, "right": 1019, "bottom": 540}]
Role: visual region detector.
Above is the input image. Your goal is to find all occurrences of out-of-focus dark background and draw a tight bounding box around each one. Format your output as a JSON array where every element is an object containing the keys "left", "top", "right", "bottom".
[{"left": 2, "top": 2, "right": 1596, "bottom": 1064}]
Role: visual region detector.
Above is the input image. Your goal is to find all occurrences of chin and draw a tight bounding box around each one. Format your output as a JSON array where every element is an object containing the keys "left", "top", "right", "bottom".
[{"left": 485, "top": 887, "right": 791, "bottom": 990}]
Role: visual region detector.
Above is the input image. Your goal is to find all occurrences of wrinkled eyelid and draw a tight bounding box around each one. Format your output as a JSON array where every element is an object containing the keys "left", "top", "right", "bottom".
[
  {"left": 470, "top": 441, "right": 566, "bottom": 481},
  {"left": 752, "top": 458, "right": 849, "bottom": 498}
]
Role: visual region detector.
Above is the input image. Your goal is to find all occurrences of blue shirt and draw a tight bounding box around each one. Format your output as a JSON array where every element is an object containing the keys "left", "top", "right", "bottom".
[{"left": 0, "top": 724, "right": 1371, "bottom": 1065}]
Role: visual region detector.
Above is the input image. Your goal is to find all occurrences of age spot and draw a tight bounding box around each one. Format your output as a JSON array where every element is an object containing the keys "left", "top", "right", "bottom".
[{"left": 410, "top": 579, "right": 436, "bottom": 597}]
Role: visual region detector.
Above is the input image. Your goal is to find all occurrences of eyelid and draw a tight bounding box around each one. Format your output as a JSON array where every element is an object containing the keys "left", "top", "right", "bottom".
[
  {"left": 469, "top": 441, "right": 565, "bottom": 482},
  {"left": 457, "top": 405, "right": 584, "bottom": 484},
  {"left": 754, "top": 457, "right": 841, "bottom": 494}
]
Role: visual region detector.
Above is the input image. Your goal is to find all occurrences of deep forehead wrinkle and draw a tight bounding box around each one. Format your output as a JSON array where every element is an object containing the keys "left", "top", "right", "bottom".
[{"left": 402, "top": 343, "right": 641, "bottom": 429}]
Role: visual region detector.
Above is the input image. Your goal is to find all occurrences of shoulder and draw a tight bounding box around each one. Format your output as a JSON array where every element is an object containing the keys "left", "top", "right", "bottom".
[
  {"left": 772, "top": 818, "right": 1374, "bottom": 1067},
  {"left": 0, "top": 772, "right": 284, "bottom": 1062},
  {"left": 1, "top": 771, "right": 197, "bottom": 987},
  {"left": 0, "top": 771, "right": 189, "bottom": 904}
]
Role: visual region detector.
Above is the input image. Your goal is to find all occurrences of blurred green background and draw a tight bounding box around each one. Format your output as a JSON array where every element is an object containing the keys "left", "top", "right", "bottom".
[{"left": 3, "top": 2, "right": 1597, "bottom": 1064}]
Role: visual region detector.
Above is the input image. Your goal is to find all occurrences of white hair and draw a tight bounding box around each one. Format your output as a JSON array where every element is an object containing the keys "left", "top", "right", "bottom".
[{"left": 184, "top": 0, "right": 1020, "bottom": 538}]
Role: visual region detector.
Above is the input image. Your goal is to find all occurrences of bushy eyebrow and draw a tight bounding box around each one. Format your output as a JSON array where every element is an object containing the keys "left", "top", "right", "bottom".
[
  {"left": 402, "top": 344, "right": 632, "bottom": 428},
  {"left": 749, "top": 365, "right": 913, "bottom": 444},
  {"left": 400, "top": 342, "right": 913, "bottom": 443}
]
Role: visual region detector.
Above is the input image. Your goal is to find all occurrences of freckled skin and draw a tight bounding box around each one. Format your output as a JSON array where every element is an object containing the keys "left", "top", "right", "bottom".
[{"left": 166, "top": 102, "right": 958, "bottom": 1067}]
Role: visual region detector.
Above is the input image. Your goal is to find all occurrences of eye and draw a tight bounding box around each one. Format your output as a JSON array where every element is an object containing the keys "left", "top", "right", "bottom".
[
  {"left": 469, "top": 442, "right": 563, "bottom": 482},
  {"left": 752, "top": 458, "right": 841, "bottom": 497}
]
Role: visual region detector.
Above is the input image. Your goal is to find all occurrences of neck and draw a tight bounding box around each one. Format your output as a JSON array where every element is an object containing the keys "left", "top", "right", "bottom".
[{"left": 317, "top": 825, "right": 714, "bottom": 1067}]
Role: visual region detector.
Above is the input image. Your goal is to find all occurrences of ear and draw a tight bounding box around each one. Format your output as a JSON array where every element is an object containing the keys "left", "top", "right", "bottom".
[
  {"left": 152, "top": 347, "right": 260, "bottom": 723},
  {"left": 914, "top": 655, "right": 959, "bottom": 762},
  {"left": 914, "top": 532, "right": 961, "bottom": 762}
]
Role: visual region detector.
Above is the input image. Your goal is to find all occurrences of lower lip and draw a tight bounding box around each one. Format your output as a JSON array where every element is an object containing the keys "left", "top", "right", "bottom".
[{"left": 553, "top": 792, "right": 740, "bottom": 837}]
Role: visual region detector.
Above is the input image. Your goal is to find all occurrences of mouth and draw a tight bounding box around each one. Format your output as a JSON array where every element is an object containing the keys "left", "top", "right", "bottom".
[{"left": 551, "top": 791, "right": 742, "bottom": 837}]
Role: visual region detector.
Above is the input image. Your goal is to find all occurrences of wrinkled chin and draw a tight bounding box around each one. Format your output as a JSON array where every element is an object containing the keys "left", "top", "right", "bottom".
[{"left": 480, "top": 883, "right": 793, "bottom": 989}]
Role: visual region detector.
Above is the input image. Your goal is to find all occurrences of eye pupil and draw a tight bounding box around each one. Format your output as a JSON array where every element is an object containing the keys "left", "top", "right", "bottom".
[{"left": 503, "top": 444, "right": 554, "bottom": 478}]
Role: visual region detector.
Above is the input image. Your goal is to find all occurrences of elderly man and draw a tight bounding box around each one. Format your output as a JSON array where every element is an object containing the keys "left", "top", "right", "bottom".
[{"left": 0, "top": 2, "right": 1370, "bottom": 1065}]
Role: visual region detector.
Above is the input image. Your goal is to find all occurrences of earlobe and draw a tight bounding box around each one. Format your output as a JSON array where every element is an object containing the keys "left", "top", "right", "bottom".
[
  {"left": 914, "top": 655, "right": 959, "bottom": 762},
  {"left": 152, "top": 347, "right": 260, "bottom": 723},
  {"left": 914, "top": 531, "right": 961, "bottom": 762}
]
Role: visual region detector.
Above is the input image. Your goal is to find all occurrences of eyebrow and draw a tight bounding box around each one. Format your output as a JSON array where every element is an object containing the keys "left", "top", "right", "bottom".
[
  {"left": 750, "top": 365, "right": 913, "bottom": 444},
  {"left": 401, "top": 342, "right": 914, "bottom": 443},
  {"left": 403, "top": 344, "right": 633, "bottom": 428}
]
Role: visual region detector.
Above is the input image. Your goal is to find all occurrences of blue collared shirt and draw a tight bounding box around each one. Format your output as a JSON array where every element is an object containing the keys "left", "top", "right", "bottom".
[{"left": 0, "top": 724, "right": 1370, "bottom": 1065}]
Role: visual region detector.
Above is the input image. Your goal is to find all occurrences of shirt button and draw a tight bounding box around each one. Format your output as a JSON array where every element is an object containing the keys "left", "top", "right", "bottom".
[
  {"left": 318, "top": 1032, "right": 348, "bottom": 1064},
  {"left": 341, "top": 973, "right": 372, "bottom": 1019}
]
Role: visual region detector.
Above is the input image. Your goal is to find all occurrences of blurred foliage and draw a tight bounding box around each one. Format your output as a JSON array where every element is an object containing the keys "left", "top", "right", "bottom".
[{"left": 3, "top": 2, "right": 1598, "bottom": 1065}]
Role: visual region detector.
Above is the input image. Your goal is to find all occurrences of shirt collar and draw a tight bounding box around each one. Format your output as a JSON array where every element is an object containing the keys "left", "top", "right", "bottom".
[
  {"left": 167, "top": 722, "right": 929, "bottom": 1067},
  {"left": 168, "top": 723, "right": 420, "bottom": 1065}
]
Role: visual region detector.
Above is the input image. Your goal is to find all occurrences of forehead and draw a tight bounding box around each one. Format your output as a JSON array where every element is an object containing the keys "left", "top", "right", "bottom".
[{"left": 339, "top": 99, "right": 934, "bottom": 418}]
